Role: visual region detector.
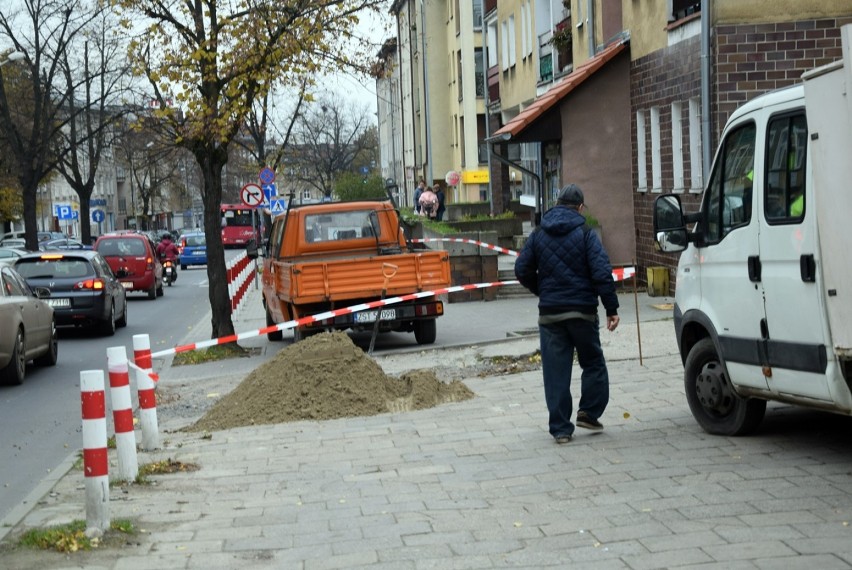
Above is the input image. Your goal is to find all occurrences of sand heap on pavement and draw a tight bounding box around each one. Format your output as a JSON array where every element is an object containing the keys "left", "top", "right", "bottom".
[{"left": 188, "top": 331, "right": 474, "bottom": 432}]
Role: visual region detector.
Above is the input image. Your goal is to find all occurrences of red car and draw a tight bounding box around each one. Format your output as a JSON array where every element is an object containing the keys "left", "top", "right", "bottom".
[{"left": 94, "top": 233, "right": 163, "bottom": 299}]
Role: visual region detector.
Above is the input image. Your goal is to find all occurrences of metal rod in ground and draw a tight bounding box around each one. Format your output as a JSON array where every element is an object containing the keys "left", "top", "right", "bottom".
[
  {"left": 633, "top": 260, "right": 643, "bottom": 366},
  {"left": 80, "top": 369, "right": 110, "bottom": 535},
  {"left": 133, "top": 334, "right": 159, "bottom": 451},
  {"left": 107, "top": 346, "right": 139, "bottom": 482}
]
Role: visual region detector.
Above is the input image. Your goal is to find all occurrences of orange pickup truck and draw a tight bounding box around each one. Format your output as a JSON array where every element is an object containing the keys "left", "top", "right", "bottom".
[{"left": 250, "top": 199, "right": 451, "bottom": 345}]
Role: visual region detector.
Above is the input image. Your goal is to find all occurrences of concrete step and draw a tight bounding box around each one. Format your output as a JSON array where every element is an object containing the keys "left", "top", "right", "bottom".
[{"left": 497, "top": 268, "right": 533, "bottom": 299}]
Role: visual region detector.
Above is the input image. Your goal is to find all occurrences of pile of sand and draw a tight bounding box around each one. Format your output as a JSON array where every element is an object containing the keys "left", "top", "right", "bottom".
[{"left": 188, "top": 331, "right": 474, "bottom": 432}]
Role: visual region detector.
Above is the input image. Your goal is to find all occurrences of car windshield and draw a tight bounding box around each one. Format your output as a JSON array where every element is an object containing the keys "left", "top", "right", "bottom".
[
  {"left": 15, "top": 258, "right": 91, "bottom": 279},
  {"left": 97, "top": 238, "right": 145, "bottom": 256}
]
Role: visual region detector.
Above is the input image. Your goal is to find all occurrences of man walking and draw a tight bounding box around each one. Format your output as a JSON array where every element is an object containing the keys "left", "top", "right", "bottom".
[{"left": 514, "top": 184, "right": 620, "bottom": 444}]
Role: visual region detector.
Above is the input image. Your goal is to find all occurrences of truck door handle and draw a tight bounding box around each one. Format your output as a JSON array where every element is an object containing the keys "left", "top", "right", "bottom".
[
  {"left": 748, "top": 255, "right": 761, "bottom": 282},
  {"left": 800, "top": 254, "right": 816, "bottom": 282}
]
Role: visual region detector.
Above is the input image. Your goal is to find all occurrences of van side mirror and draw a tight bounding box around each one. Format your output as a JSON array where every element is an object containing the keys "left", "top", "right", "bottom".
[{"left": 653, "top": 195, "right": 689, "bottom": 253}]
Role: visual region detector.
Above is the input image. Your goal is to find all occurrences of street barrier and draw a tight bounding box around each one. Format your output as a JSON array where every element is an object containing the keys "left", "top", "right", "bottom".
[
  {"left": 107, "top": 346, "right": 138, "bottom": 483},
  {"left": 80, "top": 369, "right": 110, "bottom": 533},
  {"left": 132, "top": 334, "right": 159, "bottom": 450},
  {"left": 226, "top": 251, "right": 254, "bottom": 313}
]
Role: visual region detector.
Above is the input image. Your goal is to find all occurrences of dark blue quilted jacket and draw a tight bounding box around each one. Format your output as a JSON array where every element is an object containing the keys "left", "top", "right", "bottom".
[{"left": 514, "top": 206, "right": 619, "bottom": 316}]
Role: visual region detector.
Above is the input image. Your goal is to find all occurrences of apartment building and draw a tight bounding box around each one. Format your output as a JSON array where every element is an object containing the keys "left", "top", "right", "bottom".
[
  {"left": 488, "top": 0, "right": 636, "bottom": 266},
  {"left": 630, "top": 0, "right": 852, "bottom": 280}
]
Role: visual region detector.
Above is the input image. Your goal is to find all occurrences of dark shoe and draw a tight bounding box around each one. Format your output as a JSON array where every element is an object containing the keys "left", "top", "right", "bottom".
[
  {"left": 554, "top": 434, "right": 573, "bottom": 444},
  {"left": 576, "top": 411, "right": 603, "bottom": 431}
]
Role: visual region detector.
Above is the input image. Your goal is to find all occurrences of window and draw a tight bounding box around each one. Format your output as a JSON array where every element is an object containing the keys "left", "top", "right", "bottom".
[
  {"left": 765, "top": 113, "right": 807, "bottom": 223},
  {"left": 473, "top": 0, "right": 483, "bottom": 29},
  {"left": 636, "top": 110, "right": 647, "bottom": 191},
  {"left": 671, "top": 0, "right": 701, "bottom": 22},
  {"left": 520, "top": 4, "right": 528, "bottom": 61},
  {"left": 501, "top": 21, "right": 509, "bottom": 70},
  {"left": 474, "top": 49, "right": 484, "bottom": 97},
  {"left": 650, "top": 107, "right": 662, "bottom": 192},
  {"left": 457, "top": 50, "right": 463, "bottom": 100},
  {"left": 703, "top": 123, "right": 755, "bottom": 243},
  {"left": 302, "top": 189, "right": 311, "bottom": 200},
  {"left": 524, "top": 2, "right": 533, "bottom": 57},
  {"left": 671, "top": 102, "right": 684, "bottom": 192},
  {"left": 508, "top": 15, "right": 516, "bottom": 67},
  {"left": 688, "top": 97, "right": 703, "bottom": 191}
]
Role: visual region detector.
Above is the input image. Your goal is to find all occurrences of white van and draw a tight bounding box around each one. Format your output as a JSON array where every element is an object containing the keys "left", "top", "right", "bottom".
[{"left": 653, "top": 25, "right": 852, "bottom": 435}]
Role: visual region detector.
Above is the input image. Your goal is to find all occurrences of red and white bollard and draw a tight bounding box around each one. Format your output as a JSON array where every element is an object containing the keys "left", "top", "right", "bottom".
[
  {"left": 107, "top": 346, "right": 138, "bottom": 482},
  {"left": 133, "top": 334, "right": 159, "bottom": 451},
  {"left": 80, "top": 369, "right": 110, "bottom": 534}
]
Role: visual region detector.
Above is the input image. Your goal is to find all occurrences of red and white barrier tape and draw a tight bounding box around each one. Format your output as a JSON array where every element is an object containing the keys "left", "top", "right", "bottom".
[
  {"left": 412, "top": 237, "right": 519, "bottom": 256},
  {"left": 149, "top": 280, "right": 516, "bottom": 360}
]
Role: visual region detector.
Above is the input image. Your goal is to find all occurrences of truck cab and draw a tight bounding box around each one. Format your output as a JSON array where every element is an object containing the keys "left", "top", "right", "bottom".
[{"left": 652, "top": 26, "right": 852, "bottom": 435}]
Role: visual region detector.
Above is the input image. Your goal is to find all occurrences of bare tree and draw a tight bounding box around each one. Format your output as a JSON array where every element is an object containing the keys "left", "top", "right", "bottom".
[
  {"left": 289, "top": 97, "right": 375, "bottom": 198},
  {"left": 55, "top": 8, "right": 131, "bottom": 244},
  {"left": 0, "top": 0, "right": 104, "bottom": 251}
]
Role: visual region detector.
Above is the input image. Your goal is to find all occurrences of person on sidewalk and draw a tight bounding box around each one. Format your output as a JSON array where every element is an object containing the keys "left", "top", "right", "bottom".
[{"left": 514, "top": 183, "right": 620, "bottom": 444}]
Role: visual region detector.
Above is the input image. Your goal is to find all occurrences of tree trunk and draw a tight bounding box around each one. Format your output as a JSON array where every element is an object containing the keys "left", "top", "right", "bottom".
[
  {"left": 195, "top": 145, "right": 235, "bottom": 340},
  {"left": 21, "top": 171, "right": 40, "bottom": 252}
]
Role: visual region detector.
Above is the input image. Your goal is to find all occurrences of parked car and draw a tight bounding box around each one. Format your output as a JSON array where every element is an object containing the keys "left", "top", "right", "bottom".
[
  {"left": 0, "top": 247, "right": 25, "bottom": 265},
  {"left": 0, "top": 265, "right": 57, "bottom": 384},
  {"left": 178, "top": 231, "right": 207, "bottom": 269},
  {"left": 0, "top": 238, "right": 31, "bottom": 251},
  {"left": 93, "top": 233, "right": 163, "bottom": 299},
  {"left": 13, "top": 251, "right": 128, "bottom": 336},
  {"left": 0, "top": 230, "right": 66, "bottom": 243},
  {"left": 39, "top": 238, "right": 93, "bottom": 251}
]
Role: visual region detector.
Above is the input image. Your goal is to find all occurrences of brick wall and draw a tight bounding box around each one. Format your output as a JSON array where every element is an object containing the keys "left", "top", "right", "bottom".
[
  {"left": 631, "top": 17, "right": 851, "bottom": 294},
  {"left": 449, "top": 255, "right": 498, "bottom": 302}
]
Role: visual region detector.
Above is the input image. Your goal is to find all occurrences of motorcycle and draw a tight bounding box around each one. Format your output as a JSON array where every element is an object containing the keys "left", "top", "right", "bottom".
[{"left": 162, "top": 258, "right": 177, "bottom": 286}]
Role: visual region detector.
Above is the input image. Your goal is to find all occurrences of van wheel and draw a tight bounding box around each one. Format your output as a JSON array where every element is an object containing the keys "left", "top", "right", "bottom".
[
  {"left": 266, "top": 304, "right": 283, "bottom": 341},
  {"left": 684, "top": 338, "right": 766, "bottom": 436},
  {"left": 414, "top": 319, "right": 437, "bottom": 345}
]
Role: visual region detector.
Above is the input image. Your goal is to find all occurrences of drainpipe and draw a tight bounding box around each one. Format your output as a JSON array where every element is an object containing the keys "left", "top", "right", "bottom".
[
  {"left": 701, "top": 0, "right": 712, "bottom": 178},
  {"left": 420, "top": 0, "right": 433, "bottom": 186}
]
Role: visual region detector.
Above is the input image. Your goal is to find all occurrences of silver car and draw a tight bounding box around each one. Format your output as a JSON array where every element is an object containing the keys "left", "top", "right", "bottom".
[{"left": 0, "top": 265, "right": 57, "bottom": 385}]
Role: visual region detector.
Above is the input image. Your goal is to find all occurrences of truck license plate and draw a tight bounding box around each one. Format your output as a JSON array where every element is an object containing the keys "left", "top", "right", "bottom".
[{"left": 354, "top": 308, "right": 395, "bottom": 323}]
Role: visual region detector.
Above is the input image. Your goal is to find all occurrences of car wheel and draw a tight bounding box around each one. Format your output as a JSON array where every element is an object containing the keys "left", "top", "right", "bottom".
[
  {"left": 148, "top": 281, "right": 157, "bottom": 300},
  {"left": 684, "top": 337, "right": 766, "bottom": 436},
  {"left": 156, "top": 282, "right": 164, "bottom": 297},
  {"left": 180, "top": 264, "right": 186, "bottom": 270},
  {"left": 116, "top": 299, "right": 128, "bottom": 328},
  {"left": 266, "top": 304, "right": 283, "bottom": 341},
  {"left": 35, "top": 320, "right": 58, "bottom": 367},
  {"left": 99, "top": 303, "right": 116, "bottom": 336},
  {"left": 1, "top": 328, "right": 26, "bottom": 385},
  {"left": 414, "top": 319, "right": 437, "bottom": 345}
]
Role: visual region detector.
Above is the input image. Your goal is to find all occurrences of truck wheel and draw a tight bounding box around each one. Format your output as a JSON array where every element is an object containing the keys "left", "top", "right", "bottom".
[
  {"left": 266, "top": 305, "right": 283, "bottom": 341},
  {"left": 684, "top": 338, "right": 766, "bottom": 436},
  {"left": 414, "top": 319, "right": 437, "bottom": 345}
]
